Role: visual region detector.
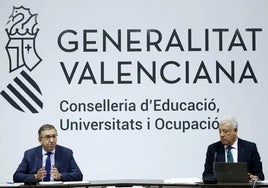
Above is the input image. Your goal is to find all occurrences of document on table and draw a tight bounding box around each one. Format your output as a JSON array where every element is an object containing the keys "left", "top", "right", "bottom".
[
  {"left": 38, "top": 181, "right": 90, "bottom": 185},
  {"left": 39, "top": 181, "right": 63, "bottom": 185},
  {"left": 63, "top": 181, "right": 90, "bottom": 185},
  {"left": 258, "top": 181, "right": 268, "bottom": 184},
  {"left": 0, "top": 183, "right": 24, "bottom": 187},
  {"left": 163, "top": 177, "right": 202, "bottom": 184}
]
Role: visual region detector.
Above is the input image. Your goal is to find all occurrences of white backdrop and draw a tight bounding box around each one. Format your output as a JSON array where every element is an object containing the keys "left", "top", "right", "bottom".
[{"left": 0, "top": 0, "right": 267, "bottom": 182}]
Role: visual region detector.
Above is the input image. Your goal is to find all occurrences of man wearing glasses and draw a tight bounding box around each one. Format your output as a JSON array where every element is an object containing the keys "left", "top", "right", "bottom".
[{"left": 13, "top": 124, "right": 83, "bottom": 182}]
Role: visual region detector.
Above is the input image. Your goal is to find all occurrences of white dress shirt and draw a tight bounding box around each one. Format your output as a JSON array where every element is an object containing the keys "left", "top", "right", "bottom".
[{"left": 225, "top": 139, "right": 238, "bottom": 162}]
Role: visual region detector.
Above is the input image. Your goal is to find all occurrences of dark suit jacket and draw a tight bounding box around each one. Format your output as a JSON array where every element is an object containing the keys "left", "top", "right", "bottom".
[
  {"left": 13, "top": 145, "right": 83, "bottom": 182},
  {"left": 202, "top": 138, "right": 264, "bottom": 180}
]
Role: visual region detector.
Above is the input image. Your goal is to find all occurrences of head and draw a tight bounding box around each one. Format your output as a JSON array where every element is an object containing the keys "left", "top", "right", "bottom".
[
  {"left": 38, "top": 124, "right": 58, "bottom": 152},
  {"left": 218, "top": 116, "right": 238, "bottom": 146}
]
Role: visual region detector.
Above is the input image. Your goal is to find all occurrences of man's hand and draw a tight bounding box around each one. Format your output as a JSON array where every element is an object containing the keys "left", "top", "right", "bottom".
[
  {"left": 51, "top": 166, "right": 62, "bottom": 180},
  {"left": 35, "top": 167, "right": 46, "bottom": 180},
  {"left": 248, "top": 173, "right": 259, "bottom": 181}
]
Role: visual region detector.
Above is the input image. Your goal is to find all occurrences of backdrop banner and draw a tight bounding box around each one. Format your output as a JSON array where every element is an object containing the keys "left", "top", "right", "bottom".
[{"left": 0, "top": 0, "right": 267, "bottom": 182}]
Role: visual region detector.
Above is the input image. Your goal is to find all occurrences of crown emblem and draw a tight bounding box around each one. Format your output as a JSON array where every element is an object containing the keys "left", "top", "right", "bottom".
[
  {"left": 6, "top": 28, "right": 40, "bottom": 39},
  {"left": 6, "top": 6, "right": 39, "bottom": 39}
]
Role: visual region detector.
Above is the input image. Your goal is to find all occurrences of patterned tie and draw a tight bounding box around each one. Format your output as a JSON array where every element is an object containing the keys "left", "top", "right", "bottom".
[
  {"left": 226, "top": 146, "right": 234, "bottom": 163},
  {"left": 43, "top": 152, "right": 52, "bottom": 181}
]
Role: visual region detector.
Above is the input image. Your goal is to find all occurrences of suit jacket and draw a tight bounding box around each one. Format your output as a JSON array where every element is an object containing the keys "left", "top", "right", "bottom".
[
  {"left": 202, "top": 138, "right": 264, "bottom": 180},
  {"left": 13, "top": 145, "right": 83, "bottom": 182}
]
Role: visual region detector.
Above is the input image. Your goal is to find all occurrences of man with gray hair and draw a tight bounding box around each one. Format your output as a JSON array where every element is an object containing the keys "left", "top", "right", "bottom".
[{"left": 202, "top": 116, "right": 264, "bottom": 181}]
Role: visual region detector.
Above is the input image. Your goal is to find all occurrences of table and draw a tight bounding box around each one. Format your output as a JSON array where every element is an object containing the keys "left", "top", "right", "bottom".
[{"left": 0, "top": 179, "right": 267, "bottom": 188}]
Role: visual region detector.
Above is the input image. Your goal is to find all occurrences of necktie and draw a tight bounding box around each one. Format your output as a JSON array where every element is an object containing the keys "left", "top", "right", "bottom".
[
  {"left": 43, "top": 152, "right": 52, "bottom": 181},
  {"left": 226, "top": 146, "right": 234, "bottom": 163}
]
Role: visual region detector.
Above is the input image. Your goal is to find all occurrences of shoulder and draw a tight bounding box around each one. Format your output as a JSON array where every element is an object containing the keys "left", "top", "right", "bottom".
[
  {"left": 55, "top": 145, "right": 73, "bottom": 154},
  {"left": 24, "top": 145, "right": 41, "bottom": 153},
  {"left": 238, "top": 138, "right": 257, "bottom": 148},
  {"left": 23, "top": 146, "right": 42, "bottom": 157},
  {"left": 208, "top": 141, "right": 222, "bottom": 148},
  {"left": 207, "top": 141, "right": 223, "bottom": 151}
]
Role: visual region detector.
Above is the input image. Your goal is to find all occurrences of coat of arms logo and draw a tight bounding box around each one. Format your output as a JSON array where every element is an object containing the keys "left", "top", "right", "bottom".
[{"left": 1, "top": 6, "right": 43, "bottom": 113}]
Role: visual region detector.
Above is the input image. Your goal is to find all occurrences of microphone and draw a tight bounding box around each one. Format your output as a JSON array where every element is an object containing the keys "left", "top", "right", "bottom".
[
  {"left": 213, "top": 151, "right": 217, "bottom": 169},
  {"left": 214, "top": 151, "right": 217, "bottom": 162}
]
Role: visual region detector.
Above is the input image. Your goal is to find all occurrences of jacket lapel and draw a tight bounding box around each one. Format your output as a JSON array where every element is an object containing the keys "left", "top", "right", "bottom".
[
  {"left": 217, "top": 145, "right": 226, "bottom": 162},
  {"left": 35, "top": 146, "right": 43, "bottom": 170},
  {"left": 54, "top": 146, "right": 61, "bottom": 169},
  {"left": 237, "top": 138, "right": 245, "bottom": 162}
]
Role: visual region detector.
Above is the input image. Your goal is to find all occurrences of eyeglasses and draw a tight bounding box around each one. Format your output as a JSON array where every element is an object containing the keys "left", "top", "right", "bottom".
[{"left": 40, "top": 134, "right": 58, "bottom": 140}]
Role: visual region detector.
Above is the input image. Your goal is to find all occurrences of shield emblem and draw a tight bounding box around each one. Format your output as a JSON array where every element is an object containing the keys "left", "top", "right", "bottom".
[{"left": 6, "top": 37, "right": 42, "bottom": 73}]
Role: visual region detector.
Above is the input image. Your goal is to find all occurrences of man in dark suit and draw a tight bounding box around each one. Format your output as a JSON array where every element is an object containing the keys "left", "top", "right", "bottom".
[
  {"left": 203, "top": 116, "right": 264, "bottom": 181},
  {"left": 13, "top": 124, "right": 83, "bottom": 182}
]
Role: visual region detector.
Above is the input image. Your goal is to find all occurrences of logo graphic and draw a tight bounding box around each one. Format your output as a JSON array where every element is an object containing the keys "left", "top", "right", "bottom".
[{"left": 1, "top": 6, "right": 43, "bottom": 113}]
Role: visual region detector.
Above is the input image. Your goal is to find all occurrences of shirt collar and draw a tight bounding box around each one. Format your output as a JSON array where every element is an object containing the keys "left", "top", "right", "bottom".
[
  {"left": 42, "top": 148, "right": 55, "bottom": 155},
  {"left": 224, "top": 138, "right": 238, "bottom": 150}
]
